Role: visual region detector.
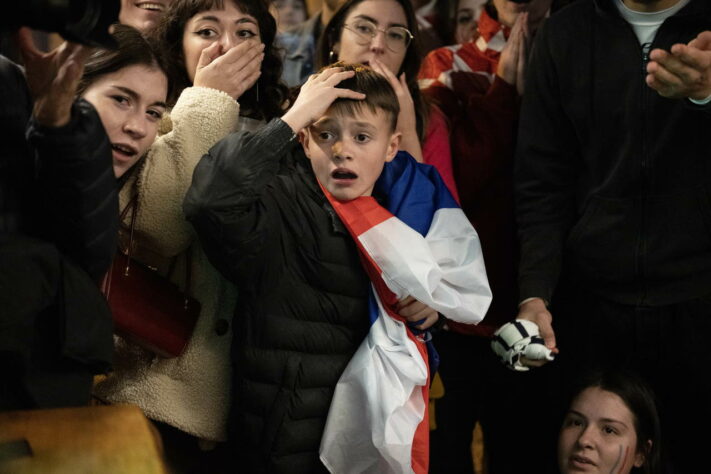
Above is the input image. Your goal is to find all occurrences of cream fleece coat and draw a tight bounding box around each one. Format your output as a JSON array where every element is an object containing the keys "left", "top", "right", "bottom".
[{"left": 94, "top": 87, "right": 259, "bottom": 442}]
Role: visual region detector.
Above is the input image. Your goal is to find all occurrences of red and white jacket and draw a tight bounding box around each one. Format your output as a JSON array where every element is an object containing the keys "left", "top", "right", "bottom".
[{"left": 418, "top": 8, "right": 520, "bottom": 337}]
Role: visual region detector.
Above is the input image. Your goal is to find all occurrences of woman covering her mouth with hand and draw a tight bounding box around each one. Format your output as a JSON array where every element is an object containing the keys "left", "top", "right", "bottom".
[{"left": 93, "top": 0, "right": 289, "bottom": 471}]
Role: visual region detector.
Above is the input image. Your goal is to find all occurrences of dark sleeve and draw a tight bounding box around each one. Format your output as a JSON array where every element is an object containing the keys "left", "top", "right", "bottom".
[
  {"left": 26, "top": 99, "right": 119, "bottom": 282},
  {"left": 452, "top": 76, "right": 519, "bottom": 205},
  {"left": 183, "top": 118, "right": 297, "bottom": 287},
  {"left": 514, "top": 22, "right": 579, "bottom": 303},
  {"left": 0, "top": 55, "right": 33, "bottom": 234}
]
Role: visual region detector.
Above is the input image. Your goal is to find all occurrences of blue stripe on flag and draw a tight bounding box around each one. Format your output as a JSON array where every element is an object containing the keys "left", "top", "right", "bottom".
[
  {"left": 375, "top": 151, "right": 459, "bottom": 236},
  {"left": 375, "top": 151, "right": 451, "bottom": 375}
]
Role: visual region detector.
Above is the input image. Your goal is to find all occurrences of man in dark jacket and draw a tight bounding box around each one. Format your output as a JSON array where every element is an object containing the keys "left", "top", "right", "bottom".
[
  {"left": 0, "top": 30, "right": 116, "bottom": 410},
  {"left": 514, "top": 0, "right": 711, "bottom": 471}
]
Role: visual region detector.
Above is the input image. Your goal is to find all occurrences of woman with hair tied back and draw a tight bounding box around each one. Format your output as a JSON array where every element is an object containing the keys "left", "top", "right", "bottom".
[
  {"left": 93, "top": 1, "right": 289, "bottom": 471},
  {"left": 558, "top": 370, "right": 662, "bottom": 474}
]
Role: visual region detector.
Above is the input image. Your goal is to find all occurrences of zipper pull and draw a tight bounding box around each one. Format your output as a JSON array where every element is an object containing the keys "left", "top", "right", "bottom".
[{"left": 641, "top": 42, "right": 652, "bottom": 75}]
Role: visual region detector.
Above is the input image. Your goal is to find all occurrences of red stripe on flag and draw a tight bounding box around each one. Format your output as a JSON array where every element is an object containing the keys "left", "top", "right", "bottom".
[
  {"left": 411, "top": 355, "right": 430, "bottom": 474},
  {"left": 324, "top": 194, "right": 393, "bottom": 236},
  {"left": 381, "top": 302, "right": 430, "bottom": 474}
]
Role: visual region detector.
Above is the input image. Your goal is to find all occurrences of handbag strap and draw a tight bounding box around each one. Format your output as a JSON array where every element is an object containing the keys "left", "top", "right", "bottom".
[
  {"left": 118, "top": 193, "right": 194, "bottom": 308},
  {"left": 118, "top": 194, "right": 139, "bottom": 276},
  {"left": 101, "top": 196, "right": 138, "bottom": 302}
]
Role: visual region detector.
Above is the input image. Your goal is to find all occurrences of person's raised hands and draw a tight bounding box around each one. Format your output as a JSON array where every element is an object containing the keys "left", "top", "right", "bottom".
[
  {"left": 497, "top": 12, "right": 529, "bottom": 96},
  {"left": 16, "top": 27, "right": 92, "bottom": 127},
  {"left": 281, "top": 67, "right": 365, "bottom": 133},
  {"left": 646, "top": 31, "right": 711, "bottom": 101},
  {"left": 193, "top": 39, "right": 264, "bottom": 100}
]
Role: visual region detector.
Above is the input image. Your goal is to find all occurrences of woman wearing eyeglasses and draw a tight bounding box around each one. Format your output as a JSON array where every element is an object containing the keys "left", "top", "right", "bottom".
[{"left": 317, "top": 0, "right": 460, "bottom": 201}]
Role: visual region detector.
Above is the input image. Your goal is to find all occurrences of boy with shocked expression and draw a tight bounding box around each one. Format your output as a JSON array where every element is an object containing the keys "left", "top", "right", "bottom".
[
  {"left": 298, "top": 67, "right": 401, "bottom": 201},
  {"left": 184, "top": 64, "right": 439, "bottom": 472}
]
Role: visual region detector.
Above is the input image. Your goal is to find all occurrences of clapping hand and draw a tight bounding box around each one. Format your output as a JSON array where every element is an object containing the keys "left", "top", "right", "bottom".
[{"left": 647, "top": 31, "right": 711, "bottom": 101}]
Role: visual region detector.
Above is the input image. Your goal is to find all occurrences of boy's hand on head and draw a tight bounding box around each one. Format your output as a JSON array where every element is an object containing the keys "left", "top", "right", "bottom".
[
  {"left": 282, "top": 67, "right": 366, "bottom": 133},
  {"left": 193, "top": 40, "right": 265, "bottom": 100},
  {"left": 396, "top": 295, "right": 439, "bottom": 330},
  {"left": 16, "top": 27, "right": 91, "bottom": 128}
]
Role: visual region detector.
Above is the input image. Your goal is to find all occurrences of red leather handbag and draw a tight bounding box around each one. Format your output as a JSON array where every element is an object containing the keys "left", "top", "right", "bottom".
[{"left": 102, "top": 195, "right": 200, "bottom": 358}]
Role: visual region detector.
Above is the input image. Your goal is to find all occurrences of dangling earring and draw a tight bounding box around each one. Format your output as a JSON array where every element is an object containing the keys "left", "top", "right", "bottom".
[
  {"left": 329, "top": 50, "right": 336, "bottom": 64},
  {"left": 254, "top": 82, "right": 259, "bottom": 104}
]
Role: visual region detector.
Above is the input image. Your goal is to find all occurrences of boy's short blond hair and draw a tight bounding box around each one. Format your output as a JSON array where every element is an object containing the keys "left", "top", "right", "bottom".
[{"left": 321, "top": 63, "right": 400, "bottom": 132}]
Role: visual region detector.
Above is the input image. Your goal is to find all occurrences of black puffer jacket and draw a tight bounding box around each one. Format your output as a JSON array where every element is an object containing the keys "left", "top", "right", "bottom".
[
  {"left": 0, "top": 55, "right": 32, "bottom": 234},
  {"left": 185, "top": 118, "right": 370, "bottom": 473}
]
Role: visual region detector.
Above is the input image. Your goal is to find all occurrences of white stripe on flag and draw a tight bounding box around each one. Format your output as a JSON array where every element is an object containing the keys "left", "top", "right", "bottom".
[
  {"left": 357, "top": 208, "right": 491, "bottom": 324},
  {"left": 320, "top": 288, "right": 426, "bottom": 474}
]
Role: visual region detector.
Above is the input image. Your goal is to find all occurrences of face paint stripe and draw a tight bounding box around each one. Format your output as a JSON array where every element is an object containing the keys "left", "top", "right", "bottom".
[{"left": 610, "top": 444, "right": 629, "bottom": 474}]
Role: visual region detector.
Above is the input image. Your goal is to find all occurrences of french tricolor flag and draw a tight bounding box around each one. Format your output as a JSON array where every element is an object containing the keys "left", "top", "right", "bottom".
[{"left": 319, "top": 152, "right": 492, "bottom": 473}]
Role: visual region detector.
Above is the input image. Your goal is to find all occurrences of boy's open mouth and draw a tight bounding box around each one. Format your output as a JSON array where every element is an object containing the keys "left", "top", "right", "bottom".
[{"left": 331, "top": 168, "right": 358, "bottom": 180}]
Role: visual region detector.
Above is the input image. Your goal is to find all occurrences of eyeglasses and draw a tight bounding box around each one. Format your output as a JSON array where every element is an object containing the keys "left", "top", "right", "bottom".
[{"left": 343, "top": 19, "right": 413, "bottom": 53}]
